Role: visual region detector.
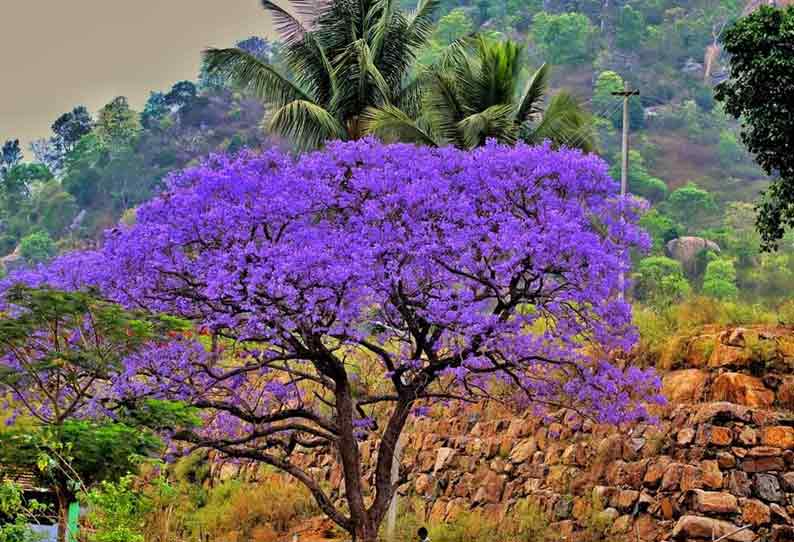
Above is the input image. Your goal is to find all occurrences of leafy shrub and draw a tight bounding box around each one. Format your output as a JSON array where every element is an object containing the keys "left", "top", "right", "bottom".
[
  {"left": 18, "top": 231, "right": 56, "bottom": 264},
  {"left": 702, "top": 258, "right": 738, "bottom": 299},
  {"left": 191, "top": 476, "right": 318, "bottom": 542},
  {"left": 633, "top": 256, "right": 691, "bottom": 305},
  {"left": 84, "top": 476, "right": 149, "bottom": 542},
  {"left": 0, "top": 482, "right": 47, "bottom": 542}
]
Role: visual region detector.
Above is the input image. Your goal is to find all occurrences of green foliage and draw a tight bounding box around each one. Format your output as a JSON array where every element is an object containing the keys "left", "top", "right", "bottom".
[
  {"left": 530, "top": 12, "right": 594, "bottom": 65},
  {"left": 18, "top": 231, "right": 56, "bottom": 264},
  {"left": 95, "top": 97, "right": 141, "bottom": 149},
  {"left": 591, "top": 71, "right": 644, "bottom": 130},
  {"left": 616, "top": 5, "right": 646, "bottom": 50},
  {"left": 0, "top": 482, "right": 48, "bottom": 542},
  {"left": 634, "top": 256, "right": 691, "bottom": 305},
  {"left": 610, "top": 150, "right": 667, "bottom": 202},
  {"left": 83, "top": 476, "right": 148, "bottom": 542},
  {"left": 715, "top": 6, "right": 794, "bottom": 249},
  {"left": 702, "top": 258, "right": 738, "bottom": 299},
  {"left": 435, "top": 8, "right": 474, "bottom": 45},
  {"left": 365, "top": 37, "right": 595, "bottom": 151},
  {"left": 666, "top": 183, "right": 717, "bottom": 230},
  {"left": 640, "top": 209, "right": 681, "bottom": 252},
  {"left": 717, "top": 129, "right": 743, "bottom": 167}
]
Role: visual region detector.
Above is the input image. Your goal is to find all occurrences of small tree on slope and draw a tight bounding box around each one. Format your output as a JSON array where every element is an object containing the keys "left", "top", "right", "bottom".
[{"left": 8, "top": 139, "right": 663, "bottom": 542}]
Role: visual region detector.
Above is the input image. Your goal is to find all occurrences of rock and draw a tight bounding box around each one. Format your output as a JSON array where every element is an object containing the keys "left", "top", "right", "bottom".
[
  {"left": 753, "top": 473, "right": 783, "bottom": 502},
  {"left": 672, "top": 515, "right": 754, "bottom": 541},
  {"left": 415, "top": 474, "right": 433, "bottom": 495},
  {"left": 643, "top": 456, "right": 672, "bottom": 488},
  {"left": 727, "top": 328, "right": 747, "bottom": 347},
  {"left": 610, "top": 514, "right": 632, "bottom": 534},
  {"left": 694, "top": 402, "right": 751, "bottom": 423},
  {"left": 770, "top": 503, "right": 792, "bottom": 524},
  {"left": 509, "top": 438, "right": 537, "bottom": 463},
  {"left": 701, "top": 461, "right": 724, "bottom": 489},
  {"left": 677, "top": 427, "right": 695, "bottom": 445},
  {"left": 709, "top": 342, "right": 751, "bottom": 368},
  {"left": 781, "top": 472, "right": 794, "bottom": 492},
  {"left": 663, "top": 369, "right": 710, "bottom": 404},
  {"left": 727, "top": 471, "right": 753, "bottom": 497},
  {"left": 738, "top": 426, "right": 758, "bottom": 446},
  {"left": 742, "top": 456, "right": 785, "bottom": 473},
  {"left": 696, "top": 424, "right": 733, "bottom": 446},
  {"left": 665, "top": 236, "right": 720, "bottom": 275},
  {"left": 473, "top": 471, "right": 505, "bottom": 504},
  {"left": 761, "top": 426, "right": 794, "bottom": 449},
  {"left": 691, "top": 490, "right": 738, "bottom": 514},
  {"left": 711, "top": 373, "right": 775, "bottom": 408},
  {"left": 717, "top": 451, "right": 737, "bottom": 469},
  {"left": 614, "top": 490, "right": 639, "bottom": 511},
  {"left": 777, "top": 378, "right": 794, "bottom": 410},
  {"left": 773, "top": 526, "right": 794, "bottom": 542},
  {"left": 686, "top": 335, "right": 717, "bottom": 367},
  {"left": 433, "top": 448, "right": 457, "bottom": 474},
  {"left": 741, "top": 498, "right": 771, "bottom": 526},
  {"left": 553, "top": 497, "right": 573, "bottom": 519},
  {"left": 660, "top": 463, "right": 684, "bottom": 491}
]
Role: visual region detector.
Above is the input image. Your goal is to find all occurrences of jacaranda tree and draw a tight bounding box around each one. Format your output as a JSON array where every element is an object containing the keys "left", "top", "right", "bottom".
[{"left": 10, "top": 139, "right": 662, "bottom": 542}]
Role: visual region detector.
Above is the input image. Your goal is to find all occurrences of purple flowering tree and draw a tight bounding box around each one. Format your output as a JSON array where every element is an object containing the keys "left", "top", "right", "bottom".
[{"left": 20, "top": 139, "right": 662, "bottom": 542}]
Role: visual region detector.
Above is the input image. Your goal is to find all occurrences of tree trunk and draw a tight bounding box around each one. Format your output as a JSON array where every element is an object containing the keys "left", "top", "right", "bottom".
[
  {"left": 55, "top": 485, "right": 69, "bottom": 542},
  {"left": 353, "top": 519, "right": 380, "bottom": 542}
]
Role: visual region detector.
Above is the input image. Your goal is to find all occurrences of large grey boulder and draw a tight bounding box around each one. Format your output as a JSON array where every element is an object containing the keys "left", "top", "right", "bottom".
[{"left": 665, "top": 236, "right": 720, "bottom": 276}]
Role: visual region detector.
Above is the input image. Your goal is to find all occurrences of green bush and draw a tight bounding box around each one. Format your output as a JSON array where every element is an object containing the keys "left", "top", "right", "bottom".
[
  {"left": 702, "top": 258, "right": 738, "bottom": 299},
  {"left": 18, "top": 231, "right": 56, "bottom": 264},
  {"left": 633, "top": 256, "right": 691, "bottom": 305},
  {"left": 84, "top": 476, "right": 149, "bottom": 542}
]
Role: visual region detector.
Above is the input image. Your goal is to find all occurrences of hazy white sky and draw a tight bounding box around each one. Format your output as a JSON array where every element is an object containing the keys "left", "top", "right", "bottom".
[{"left": 1, "top": 1, "right": 275, "bottom": 151}]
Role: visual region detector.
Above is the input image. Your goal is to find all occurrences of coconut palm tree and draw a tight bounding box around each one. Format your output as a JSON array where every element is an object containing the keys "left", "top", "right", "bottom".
[
  {"left": 362, "top": 35, "right": 596, "bottom": 151},
  {"left": 202, "top": 0, "right": 440, "bottom": 150}
]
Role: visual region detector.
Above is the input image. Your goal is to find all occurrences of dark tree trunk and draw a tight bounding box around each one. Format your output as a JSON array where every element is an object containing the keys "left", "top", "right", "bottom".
[{"left": 55, "top": 485, "right": 70, "bottom": 542}]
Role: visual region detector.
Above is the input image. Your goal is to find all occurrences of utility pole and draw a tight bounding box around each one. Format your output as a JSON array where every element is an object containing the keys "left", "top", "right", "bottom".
[
  {"left": 385, "top": 438, "right": 404, "bottom": 540},
  {"left": 612, "top": 80, "right": 639, "bottom": 300}
]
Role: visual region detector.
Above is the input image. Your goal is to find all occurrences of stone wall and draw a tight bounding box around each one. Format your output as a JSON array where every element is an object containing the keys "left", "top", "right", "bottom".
[{"left": 290, "top": 326, "right": 794, "bottom": 541}]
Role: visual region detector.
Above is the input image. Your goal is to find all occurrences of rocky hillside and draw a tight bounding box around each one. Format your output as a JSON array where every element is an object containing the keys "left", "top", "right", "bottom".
[{"left": 282, "top": 326, "right": 794, "bottom": 541}]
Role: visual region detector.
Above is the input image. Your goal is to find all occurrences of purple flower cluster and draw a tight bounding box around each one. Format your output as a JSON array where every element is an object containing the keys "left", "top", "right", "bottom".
[{"left": 4, "top": 139, "right": 663, "bottom": 441}]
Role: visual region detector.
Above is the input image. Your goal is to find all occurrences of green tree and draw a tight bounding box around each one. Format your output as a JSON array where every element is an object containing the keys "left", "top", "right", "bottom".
[
  {"left": 0, "top": 287, "right": 193, "bottom": 542},
  {"left": 639, "top": 208, "right": 681, "bottom": 252},
  {"left": 666, "top": 182, "right": 717, "bottom": 230},
  {"left": 616, "top": 6, "right": 647, "bottom": 50},
  {"left": 592, "top": 71, "right": 644, "bottom": 130},
  {"left": 633, "top": 256, "right": 691, "bottom": 305},
  {"left": 363, "top": 37, "right": 595, "bottom": 151},
  {"left": 702, "top": 258, "right": 738, "bottom": 299},
  {"left": 82, "top": 476, "right": 149, "bottom": 542},
  {"left": 27, "top": 181, "right": 79, "bottom": 237},
  {"left": 530, "top": 12, "right": 595, "bottom": 65},
  {"left": 609, "top": 150, "right": 668, "bottom": 202},
  {"left": 95, "top": 97, "right": 141, "bottom": 149},
  {"left": 435, "top": 8, "right": 474, "bottom": 45},
  {"left": 715, "top": 6, "right": 794, "bottom": 249},
  {"left": 18, "top": 231, "right": 56, "bottom": 264},
  {"left": 203, "top": 0, "right": 441, "bottom": 149},
  {"left": 0, "top": 482, "right": 48, "bottom": 542}
]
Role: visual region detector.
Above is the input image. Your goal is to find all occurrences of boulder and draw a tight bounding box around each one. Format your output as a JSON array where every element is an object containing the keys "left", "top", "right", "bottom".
[
  {"left": 761, "top": 426, "right": 794, "bottom": 449},
  {"left": 672, "top": 515, "right": 754, "bottom": 541},
  {"left": 663, "top": 369, "right": 710, "bottom": 404},
  {"left": 433, "top": 448, "right": 457, "bottom": 474},
  {"left": 665, "top": 236, "right": 720, "bottom": 275},
  {"left": 741, "top": 498, "right": 771, "bottom": 526},
  {"left": 509, "top": 438, "right": 537, "bottom": 464},
  {"left": 711, "top": 373, "right": 774, "bottom": 408},
  {"left": 752, "top": 473, "right": 783, "bottom": 503},
  {"left": 691, "top": 490, "right": 738, "bottom": 514}
]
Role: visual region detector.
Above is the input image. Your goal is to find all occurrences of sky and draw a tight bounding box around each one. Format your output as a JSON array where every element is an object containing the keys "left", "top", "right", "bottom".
[{"left": 0, "top": 1, "right": 275, "bottom": 152}]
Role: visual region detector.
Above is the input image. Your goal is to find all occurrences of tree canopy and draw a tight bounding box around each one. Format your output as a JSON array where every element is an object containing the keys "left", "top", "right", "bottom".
[
  {"left": 10, "top": 139, "right": 662, "bottom": 542},
  {"left": 715, "top": 5, "right": 794, "bottom": 250}
]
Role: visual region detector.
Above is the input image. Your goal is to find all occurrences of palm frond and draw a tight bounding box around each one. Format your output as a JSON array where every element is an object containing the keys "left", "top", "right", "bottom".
[
  {"left": 361, "top": 105, "right": 440, "bottom": 146},
  {"left": 286, "top": 32, "right": 337, "bottom": 107},
  {"left": 260, "top": 0, "right": 307, "bottom": 44},
  {"left": 405, "top": 0, "right": 442, "bottom": 48},
  {"left": 516, "top": 63, "right": 550, "bottom": 124},
  {"left": 369, "top": 0, "right": 397, "bottom": 59},
  {"left": 203, "top": 48, "right": 310, "bottom": 105},
  {"left": 290, "top": 0, "right": 332, "bottom": 27},
  {"left": 457, "top": 104, "right": 517, "bottom": 149},
  {"left": 426, "top": 71, "right": 465, "bottom": 144},
  {"left": 268, "top": 100, "right": 347, "bottom": 150},
  {"left": 526, "top": 92, "right": 595, "bottom": 152}
]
